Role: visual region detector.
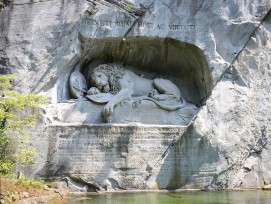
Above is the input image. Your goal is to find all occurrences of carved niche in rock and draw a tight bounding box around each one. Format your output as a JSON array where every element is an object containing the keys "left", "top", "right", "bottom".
[{"left": 69, "top": 63, "right": 196, "bottom": 123}]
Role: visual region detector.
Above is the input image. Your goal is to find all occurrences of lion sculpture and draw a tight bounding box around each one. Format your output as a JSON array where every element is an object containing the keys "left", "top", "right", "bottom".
[{"left": 70, "top": 64, "right": 186, "bottom": 121}]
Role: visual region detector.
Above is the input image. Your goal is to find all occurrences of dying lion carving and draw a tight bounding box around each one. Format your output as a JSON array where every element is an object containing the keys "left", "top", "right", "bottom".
[{"left": 85, "top": 64, "right": 186, "bottom": 120}]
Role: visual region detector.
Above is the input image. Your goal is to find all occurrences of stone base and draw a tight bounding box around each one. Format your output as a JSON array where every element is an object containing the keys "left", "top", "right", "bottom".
[
  {"left": 27, "top": 124, "right": 219, "bottom": 190},
  {"left": 50, "top": 99, "right": 198, "bottom": 125}
]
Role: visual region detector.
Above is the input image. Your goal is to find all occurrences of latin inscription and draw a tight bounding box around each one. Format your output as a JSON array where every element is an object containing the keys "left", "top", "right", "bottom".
[
  {"left": 51, "top": 125, "right": 215, "bottom": 180},
  {"left": 54, "top": 126, "right": 185, "bottom": 173},
  {"left": 81, "top": 18, "right": 196, "bottom": 31}
]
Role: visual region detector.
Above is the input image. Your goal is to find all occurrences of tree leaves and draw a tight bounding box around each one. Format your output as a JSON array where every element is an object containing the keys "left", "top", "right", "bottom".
[{"left": 0, "top": 74, "right": 46, "bottom": 174}]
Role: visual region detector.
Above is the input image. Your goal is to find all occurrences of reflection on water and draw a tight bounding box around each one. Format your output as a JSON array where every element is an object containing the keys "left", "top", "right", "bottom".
[{"left": 67, "top": 190, "right": 271, "bottom": 204}]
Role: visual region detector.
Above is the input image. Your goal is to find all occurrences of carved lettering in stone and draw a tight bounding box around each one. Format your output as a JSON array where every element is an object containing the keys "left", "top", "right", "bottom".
[
  {"left": 168, "top": 24, "right": 196, "bottom": 31},
  {"left": 54, "top": 126, "right": 187, "bottom": 174},
  {"left": 81, "top": 18, "right": 196, "bottom": 32}
]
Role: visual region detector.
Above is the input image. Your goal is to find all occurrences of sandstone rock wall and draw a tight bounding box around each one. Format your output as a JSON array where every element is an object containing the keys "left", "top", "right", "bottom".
[{"left": 1, "top": 0, "right": 271, "bottom": 189}]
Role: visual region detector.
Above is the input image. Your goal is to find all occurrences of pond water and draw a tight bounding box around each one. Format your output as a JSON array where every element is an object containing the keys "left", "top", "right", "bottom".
[{"left": 66, "top": 190, "right": 271, "bottom": 204}]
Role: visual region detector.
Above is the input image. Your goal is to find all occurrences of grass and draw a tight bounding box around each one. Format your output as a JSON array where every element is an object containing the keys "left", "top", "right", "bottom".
[{"left": 0, "top": 174, "right": 54, "bottom": 203}]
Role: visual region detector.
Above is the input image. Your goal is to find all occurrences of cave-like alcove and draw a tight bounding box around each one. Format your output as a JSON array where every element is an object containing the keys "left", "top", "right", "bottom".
[{"left": 73, "top": 36, "right": 212, "bottom": 106}]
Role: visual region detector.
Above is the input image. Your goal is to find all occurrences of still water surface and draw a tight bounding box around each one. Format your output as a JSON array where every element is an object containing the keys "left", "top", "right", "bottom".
[{"left": 67, "top": 190, "right": 271, "bottom": 204}]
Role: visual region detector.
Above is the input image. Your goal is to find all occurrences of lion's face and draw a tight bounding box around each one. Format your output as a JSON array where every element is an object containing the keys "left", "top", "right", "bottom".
[{"left": 90, "top": 71, "right": 110, "bottom": 93}]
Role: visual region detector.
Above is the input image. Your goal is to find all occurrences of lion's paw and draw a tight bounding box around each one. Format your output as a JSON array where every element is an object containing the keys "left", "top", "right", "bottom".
[
  {"left": 103, "top": 102, "right": 114, "bottom": 117},
  {"left": 87, "top": 87, "right": 101, "bottom": 95},
  {"left": 148, "top": 89, "right": 159, "bottom": 98}
]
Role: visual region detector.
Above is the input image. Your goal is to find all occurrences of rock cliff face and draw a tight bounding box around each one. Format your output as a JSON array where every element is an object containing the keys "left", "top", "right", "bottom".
[{"left": 1, "top": 0, "right": 271, "bottom": 190}]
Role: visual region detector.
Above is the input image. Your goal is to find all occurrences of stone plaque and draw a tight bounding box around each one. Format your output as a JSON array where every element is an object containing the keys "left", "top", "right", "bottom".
[{"left": 37, "top": 124, "right": 218, "bottom": 190}]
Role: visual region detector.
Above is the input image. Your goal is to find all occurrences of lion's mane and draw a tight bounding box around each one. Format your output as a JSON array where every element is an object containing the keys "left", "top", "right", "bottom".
[{"left": 89, "top": 64, "right": 125, "bottom": 94}]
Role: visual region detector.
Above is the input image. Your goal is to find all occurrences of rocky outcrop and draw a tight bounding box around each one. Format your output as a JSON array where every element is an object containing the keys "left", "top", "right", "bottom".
[{"left": 1, "top": 0, "right": 271, "bottom": 189}]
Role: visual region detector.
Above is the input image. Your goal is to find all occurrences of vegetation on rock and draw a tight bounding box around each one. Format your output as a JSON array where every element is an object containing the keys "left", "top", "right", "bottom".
[{"left": 0, "top": 174, "right": 68, "bottom": 204}]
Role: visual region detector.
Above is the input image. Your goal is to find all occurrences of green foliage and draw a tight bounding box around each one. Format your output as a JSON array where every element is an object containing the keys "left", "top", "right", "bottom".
[
  {"left": 14, "top": 147, "right": 39, "bottom": 165},
  {"left": 0, "top": 172, "right": 16, "bottom": 178},
  {"left": 0, "top": 74, "right": 46, "bottom": 174},
  {"left": 0, "top": 175, "right": 51, "bottom": 204},
  {"left": 17, "top": 177, "right": 46, "bottom": 188},
  {"left": 0, "top": 158, "right": 14, "bottom": 174}
]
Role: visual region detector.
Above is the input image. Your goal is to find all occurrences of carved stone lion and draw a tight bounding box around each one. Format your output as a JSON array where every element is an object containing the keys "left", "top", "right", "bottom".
[{"left": 86, "top": 64, "right": 186, "bottom": 121}]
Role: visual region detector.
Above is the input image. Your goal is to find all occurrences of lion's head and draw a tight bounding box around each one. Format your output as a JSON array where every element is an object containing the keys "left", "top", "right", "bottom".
[{"left": 89, "top": 64, "right": 125, "bottom": 94}]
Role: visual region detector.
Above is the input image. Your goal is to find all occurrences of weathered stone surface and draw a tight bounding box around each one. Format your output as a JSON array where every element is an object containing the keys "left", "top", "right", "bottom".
[
  {"left": 31, "top": 125, "right": 187, "bottom": 190},
  {"left": 190, "top": 11, "right": 271, "bottom": 188},
  {"left": 1, "top": 0, "right": 271, "bottom": 190},
  {"left": 2, "top": 0, "right": 269, "bottom": 93},
  {"left": 47, "top": 100, "right": 198, "bottom": 125}
]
